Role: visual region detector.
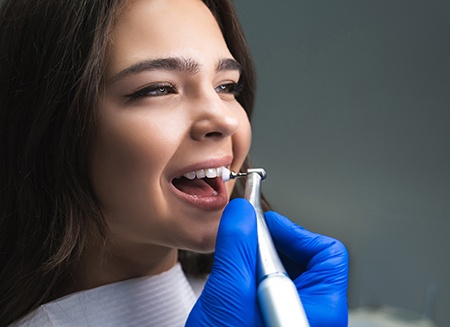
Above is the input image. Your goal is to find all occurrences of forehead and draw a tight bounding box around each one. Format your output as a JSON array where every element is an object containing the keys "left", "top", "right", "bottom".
[{"left": 105, "top": 0, "right": 233, "bottom": 79}]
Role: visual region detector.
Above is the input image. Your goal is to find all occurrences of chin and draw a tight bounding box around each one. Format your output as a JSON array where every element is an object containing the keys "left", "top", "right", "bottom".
[{"left": 182, "top": 230, "right": 218, "bottom": 254}]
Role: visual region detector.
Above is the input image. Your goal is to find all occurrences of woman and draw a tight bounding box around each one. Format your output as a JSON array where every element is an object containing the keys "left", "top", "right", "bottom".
[{"left": 0, "top": 0, "right": 348, "bottom": 326}]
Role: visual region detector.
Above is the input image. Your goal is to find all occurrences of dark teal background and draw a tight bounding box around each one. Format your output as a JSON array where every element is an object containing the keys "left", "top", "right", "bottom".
[{"left": 235, "top": 1, "right": 450, "bottom": 326}]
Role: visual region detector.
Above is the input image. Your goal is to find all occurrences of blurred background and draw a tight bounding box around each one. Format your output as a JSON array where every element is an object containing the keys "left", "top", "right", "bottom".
[{"left": 234, "top": 0, "right": 449, "bottom": 326}]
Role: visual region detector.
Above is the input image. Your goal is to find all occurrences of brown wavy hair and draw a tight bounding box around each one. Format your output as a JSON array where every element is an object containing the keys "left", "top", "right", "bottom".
[{"left": 0, "top": 0, "right": 264, "bottom": 325}]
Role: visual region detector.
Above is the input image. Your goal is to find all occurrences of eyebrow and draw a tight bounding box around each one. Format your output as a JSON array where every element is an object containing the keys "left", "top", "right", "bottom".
[
  {"left": 108, "top": 57, "right": 242, "bottom": 85},
  {"left": 216, "top": 58, "right": 242, "bottom": 73}
]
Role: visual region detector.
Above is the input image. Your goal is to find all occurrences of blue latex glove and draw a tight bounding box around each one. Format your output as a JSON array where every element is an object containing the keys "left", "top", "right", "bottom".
[{"left": 186, "top": 198, "right": 348, "bottom": 326}]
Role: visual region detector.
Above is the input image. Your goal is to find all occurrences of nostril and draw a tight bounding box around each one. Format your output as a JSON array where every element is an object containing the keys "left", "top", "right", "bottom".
[{"left": 205, "top": 131, "right": 222, "bottom": 138}]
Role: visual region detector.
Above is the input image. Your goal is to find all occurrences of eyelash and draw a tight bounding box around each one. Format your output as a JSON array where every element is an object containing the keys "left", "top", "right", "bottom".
[
  {"left": 215, "top": 82, "right": 243, "bottom": 96},
  {"left": 126, "top": 83, "right": 177, "bottom": 100},
  {"left": 126, "top": 81, "right": 243, "bottom": 101}
]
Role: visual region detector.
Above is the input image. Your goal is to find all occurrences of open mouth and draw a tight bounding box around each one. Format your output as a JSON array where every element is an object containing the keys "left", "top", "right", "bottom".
[{"left": 172, "top": 167, "right": 225, "bottom": 197}]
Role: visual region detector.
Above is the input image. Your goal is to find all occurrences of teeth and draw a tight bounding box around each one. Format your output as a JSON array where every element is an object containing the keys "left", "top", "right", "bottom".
[
  {"left": 182, "top": 166, "right": 225, "bottom": 180},
  {"left": 205, "top": 168, "right": 216, "bottom": 178},
  {"left": 184, "top": 171, "right": 196, "bottom": 180},
  {"left": 196, "top": 169, "right": 206, "bottom": 178}
]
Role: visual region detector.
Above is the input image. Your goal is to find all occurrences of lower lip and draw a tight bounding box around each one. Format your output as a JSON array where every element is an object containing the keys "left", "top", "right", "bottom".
[{"left": 169, "top": 178, "right": 229, "bottom": 211}]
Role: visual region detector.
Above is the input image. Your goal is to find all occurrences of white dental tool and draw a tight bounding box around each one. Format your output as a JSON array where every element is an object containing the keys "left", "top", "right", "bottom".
[{"left": 222, "top": 167, "right": 310, "bottom": 327}]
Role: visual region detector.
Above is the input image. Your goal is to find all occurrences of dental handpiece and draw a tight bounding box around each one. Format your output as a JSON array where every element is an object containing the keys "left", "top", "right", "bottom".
[{"left": 223, "top": 168, "right": 310, "bottom": 327}]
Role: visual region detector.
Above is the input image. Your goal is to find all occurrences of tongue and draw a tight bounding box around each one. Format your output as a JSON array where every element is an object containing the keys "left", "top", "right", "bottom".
[{"left": 173, "top": 177, "right": 216, "bottom": 197}]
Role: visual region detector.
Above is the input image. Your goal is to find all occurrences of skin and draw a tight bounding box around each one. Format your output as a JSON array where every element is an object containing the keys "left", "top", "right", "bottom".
[{"left": 70, "top": 0, "right": 252, "bottom": 292}]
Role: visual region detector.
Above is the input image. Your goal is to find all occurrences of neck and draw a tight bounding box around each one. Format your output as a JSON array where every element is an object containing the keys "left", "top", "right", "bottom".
[{"left": 62, "top": 236, "right": 178, "bottom": 297}]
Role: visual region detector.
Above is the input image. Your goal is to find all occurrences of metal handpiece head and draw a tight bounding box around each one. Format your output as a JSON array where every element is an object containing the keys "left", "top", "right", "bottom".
[{"left": 246, "top": 168, "right": 267, "bottom": 180}]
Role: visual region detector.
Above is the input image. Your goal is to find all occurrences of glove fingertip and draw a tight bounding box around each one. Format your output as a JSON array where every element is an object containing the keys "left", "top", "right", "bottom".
[
  {"left": 264, "top": 210, "right": 305, "bottom": 234},
  {"left": 264, "top": 211, "right": 323, "bottom": 259}
]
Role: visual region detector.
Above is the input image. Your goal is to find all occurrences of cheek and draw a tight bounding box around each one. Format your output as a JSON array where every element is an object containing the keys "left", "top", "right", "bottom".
[
  {"left": 92, "top": 122, "right": 159, "bottom": 184},
  {"left": 89, "top": 111, "right": 183, "bottom": 209},
  {"left": 233, "top": 111, "right": 252, "bottom": 168},
  {"left": 226, "top": 112, "right": 251, "bottom": 195}
]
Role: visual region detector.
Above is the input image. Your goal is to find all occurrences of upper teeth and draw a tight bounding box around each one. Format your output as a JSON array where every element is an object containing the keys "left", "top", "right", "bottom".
[{"left": 183, "top": 167, "right": 225, "bottom": 180}]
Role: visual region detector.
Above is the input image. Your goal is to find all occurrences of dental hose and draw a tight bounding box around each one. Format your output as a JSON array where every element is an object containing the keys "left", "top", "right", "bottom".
[{"left": 222, "top": 168, "right": 310, "bottom": 327}]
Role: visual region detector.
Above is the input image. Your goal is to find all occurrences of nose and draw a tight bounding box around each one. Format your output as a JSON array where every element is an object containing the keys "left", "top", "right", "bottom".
[{"left": 189, "top": 95, "right": 240, "bottom": 141}]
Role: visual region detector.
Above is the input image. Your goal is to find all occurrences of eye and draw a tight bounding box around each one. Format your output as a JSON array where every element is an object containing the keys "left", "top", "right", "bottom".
[
  {"left": 126, "top": 83, "right": 177, "bottom": 100},
  {"left": 215, "top": 82, "right": 243, "bottom": 96}
]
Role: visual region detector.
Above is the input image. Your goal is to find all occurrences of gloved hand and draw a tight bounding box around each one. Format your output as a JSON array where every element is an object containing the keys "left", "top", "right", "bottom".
[
  {"left": 264, "top": 210, "right": 348, "bottom": 326},
  {"left": 186, "top": 198, "right": 348, "bottom": 327}
]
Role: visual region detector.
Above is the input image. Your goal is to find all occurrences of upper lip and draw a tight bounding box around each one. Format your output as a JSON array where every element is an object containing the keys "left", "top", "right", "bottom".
[{"left": 170, "top": 156, "right": 233, "bottom": 180}]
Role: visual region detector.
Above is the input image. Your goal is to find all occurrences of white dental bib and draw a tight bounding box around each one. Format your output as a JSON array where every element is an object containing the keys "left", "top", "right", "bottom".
[{"left": 11, "top": 263, "right": 201, "bottom": 327}]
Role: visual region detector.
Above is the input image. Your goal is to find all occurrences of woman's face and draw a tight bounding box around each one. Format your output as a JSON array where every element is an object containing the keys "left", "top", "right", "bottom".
[{"left": 91, "top": 0, "right": 251, "bottom": 253}]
